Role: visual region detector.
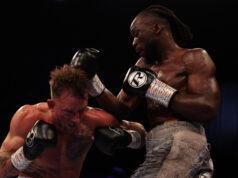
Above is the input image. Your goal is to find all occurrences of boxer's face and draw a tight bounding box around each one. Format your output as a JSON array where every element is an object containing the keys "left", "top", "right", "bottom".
[
  {"left": 130, "top": 15, "right": 160, "bottom": 64},
  {"left": 48, "top": 91, "right": 88, "bottom": 134}
]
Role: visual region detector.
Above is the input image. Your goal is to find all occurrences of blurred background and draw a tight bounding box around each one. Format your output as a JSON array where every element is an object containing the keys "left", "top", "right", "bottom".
[{"left": 1, "top": 0, "right": 237, "bottom": 177}]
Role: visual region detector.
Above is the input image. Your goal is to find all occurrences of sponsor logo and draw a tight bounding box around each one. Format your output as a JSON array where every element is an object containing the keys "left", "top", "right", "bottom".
[
  {"left": 25, "top": 130, "right": 35, "bottom": 147},
  {"left": 128, "top": 71, "right": 147, "bottom": 88}
]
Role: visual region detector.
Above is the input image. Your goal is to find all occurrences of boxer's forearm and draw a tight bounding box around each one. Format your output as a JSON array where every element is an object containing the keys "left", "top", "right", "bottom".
[
  {"left": 171, "top": 92, "right": 220, "bottom": 123},
  {"left": 95, "top": 89, "right": 131, "bottom": 120},
  {"left": 0, "top": 152, "right": 46, "bottom": 178},
  {"left": 21, "top": 162, "right": 46, "bottom": 178},
  {"left": 0, "top": 152, "right": 18, "bottom": 178}
]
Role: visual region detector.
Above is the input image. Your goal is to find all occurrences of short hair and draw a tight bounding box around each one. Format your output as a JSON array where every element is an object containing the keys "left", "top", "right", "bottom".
[
  {"left": 49, "top": 64, "right": 88, "bottom": 99},
  {"left": 139, "top": 4, "right": 193, "bottom": 47}
]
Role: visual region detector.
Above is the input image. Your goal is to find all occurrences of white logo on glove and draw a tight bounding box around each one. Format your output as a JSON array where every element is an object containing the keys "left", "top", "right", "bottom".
[
  {"left": 128, "top": 71, "right": 147, "bottom": 88},
  {"left": 25, "top": 130, "right": 35, "bottom": 148}
]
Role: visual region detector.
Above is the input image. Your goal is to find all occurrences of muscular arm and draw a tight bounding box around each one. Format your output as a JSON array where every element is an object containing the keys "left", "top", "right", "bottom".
[
  {"left": 171, "top": 49, "right": 220, "bottom": 123},
  {"left": 95, "top": 58, "right": 145, "bottom": 120},
  {"left": 0, "top": 105, "right": 39, "bottom": 178},
  {"left": 0, "top": 151, "right": 18, "bottom": 178},
  {"left": 95, "top": 82, "right": 141, "bottom": 121}
]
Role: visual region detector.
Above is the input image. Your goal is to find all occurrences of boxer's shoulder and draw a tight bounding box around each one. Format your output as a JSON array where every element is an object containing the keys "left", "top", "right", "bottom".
[
  {"left": 84, "top": 107, "right": 119, "bottom": 127},
  {"left": 182, "top": 48, "right": 209, "bottom": 63},
  {"left": 85, "top": 107, "right": 114, "bottom": 119},
  {"left": 18, "top": 103, "right": 48, "bottom": 120},
  {"left": 135, "top": 57, "right": 151, "bottom": 68},
  {"left": 182, "top": 48, "right": 215, "bottom": 73},
  {"left": 10, "top": 103, "right": 48, "bottom": 136}
]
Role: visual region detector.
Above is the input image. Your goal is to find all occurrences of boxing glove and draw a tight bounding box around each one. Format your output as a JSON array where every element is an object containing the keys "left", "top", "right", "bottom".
[
  {"left": 70, "top": 48, "right": 100, "bottom": 79},
  {"left": 71, "top": 48, "right": 105, "bottom": 97},
  {"left": 123, "top": 66, "right": 177, "bottom": 108},
  {"left": 11, "top": 120, "right": 57, "bottom": 171},
  {"left": 94, "top": 126, "right": 141, "bottom": 156}
]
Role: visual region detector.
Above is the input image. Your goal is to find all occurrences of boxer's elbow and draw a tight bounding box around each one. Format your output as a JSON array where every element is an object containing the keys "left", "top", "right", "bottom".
[
  {"left": 175, "top": 101, "right": 219, "bottom": 123},
  {"left": 201, "top": 95, "right": 220, "bottom": 122},
  {"left": 192, "top": 101, "right": 219, "bottom": 123},
  {"left": 200, "top": 104, "right": 218, "bottom": 122}
]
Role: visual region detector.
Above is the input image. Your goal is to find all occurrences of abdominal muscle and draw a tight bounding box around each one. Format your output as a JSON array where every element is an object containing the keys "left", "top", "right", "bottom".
[{"left": 147, "top": 99, "right": 181, "bottom": 128}]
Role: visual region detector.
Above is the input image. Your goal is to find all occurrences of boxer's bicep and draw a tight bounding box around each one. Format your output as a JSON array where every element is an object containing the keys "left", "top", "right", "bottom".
[
  {"left": 187, "top": 73, "right": 212, "bottom": 95},
  {"left": 171, "top": 49, "right": 220, "bottom": 122},
  {"left": 183, "top": 49, "right": 211, "bottom": 92},
  {"left": 85, "top": 108, "right": 120, "bottom": 128},
  {"left": 0, "top": 106, "right": 31, "bottom": 177},
  {"left": 1, "top": 105, "right": 37, "bottom": 152},
  {"left": 97, "top": 111, "right": 120, "bottom": 127},
  {"left": 186, "top": 49, "right": 219, "bottom": 98},
  {"left": 187, "top": 73, "right": 220, "bottom": 113},
  {"left": 0, "top": 134, "right": 25, "bottom": 153}
]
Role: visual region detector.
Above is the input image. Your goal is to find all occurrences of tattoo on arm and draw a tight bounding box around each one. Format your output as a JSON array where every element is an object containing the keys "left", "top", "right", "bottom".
[
  {"left": 0, "top": 152, "right": 18, "bottom": 177},
  {"left": 22, "top": 162, "right": 46, "bottom": 178},
  {"left": 0, "top": 154, "right": 8, "bottom": 168},
  {"left": 0, "top": 152, "right": 46, "bottom": 178}
]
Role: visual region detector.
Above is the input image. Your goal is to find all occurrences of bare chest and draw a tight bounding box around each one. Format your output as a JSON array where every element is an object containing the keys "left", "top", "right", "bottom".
[
  {"left": 149, "top": 60, "right": 188, "bottom": 90},
  {"left": 35, "top": 135, "right": 93, "bottom": 171},
  {"left": 145, "top": 60, "right": 188, "bottom": 120}
]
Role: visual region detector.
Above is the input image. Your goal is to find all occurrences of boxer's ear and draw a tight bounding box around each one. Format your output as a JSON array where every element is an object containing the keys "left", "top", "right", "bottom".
[
  {"left": 153, "top": 24, "right": 162, "bottom": 34},
  {"left": 47, "top": 99, "right": 55, "bottom": 109}
]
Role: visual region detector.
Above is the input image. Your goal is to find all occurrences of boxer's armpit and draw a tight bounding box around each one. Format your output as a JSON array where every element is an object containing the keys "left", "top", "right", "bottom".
[
  {"left": 0, "top": 151, "right": 18, "bottom": 177},
  {"left": 22, "top": 162, "right": 46, "bottom": 178}
]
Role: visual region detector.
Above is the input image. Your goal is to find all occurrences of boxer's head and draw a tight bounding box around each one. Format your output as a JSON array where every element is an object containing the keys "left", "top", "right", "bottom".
[
  {"left": 49, "top": 64, "right": 88, "bottom": 99},
  {"left": 48, "top": 64, "right": 89, "bottom": 133},
  {"left": 130, "top": 4, "right": 193, "bottom": 64}
]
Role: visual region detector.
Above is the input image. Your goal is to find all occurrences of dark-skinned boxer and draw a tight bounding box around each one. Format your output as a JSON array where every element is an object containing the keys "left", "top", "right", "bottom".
[{"left": 73, "top": 4, "right": 221, "bottom": 178}]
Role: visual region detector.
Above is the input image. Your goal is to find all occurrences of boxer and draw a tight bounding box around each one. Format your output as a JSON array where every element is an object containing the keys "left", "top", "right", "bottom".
[
  {"left": 0, "top": 65, "right": 146, "bottom": 178},
  {"left": 71, "top": 4, "right": 221, "bottom": 177}
]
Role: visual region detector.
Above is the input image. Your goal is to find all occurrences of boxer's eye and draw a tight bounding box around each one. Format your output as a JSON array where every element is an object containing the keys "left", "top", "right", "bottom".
[
  {"left": 78, "top": 107, "right": 86, "bottom": 114},
  {"left": 63, "top": 109, "right": 74, "bottom": 115}
]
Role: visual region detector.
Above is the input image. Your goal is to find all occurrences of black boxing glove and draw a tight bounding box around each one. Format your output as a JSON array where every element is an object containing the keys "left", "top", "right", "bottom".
[
  {"left": 123, "top": 66, "right": 177, "bottom": 108},
  {"left": 94, "top": 126, "right": 141, "bottom": 156},
  {"left": 70, "top": 48, "right": 100, "bottom": 79},
  {"left": 11, "top": 120, "right": 57, "bottom": 171},
  {"left": 71, "top": 48, "right": 105, "bottom": 97}
]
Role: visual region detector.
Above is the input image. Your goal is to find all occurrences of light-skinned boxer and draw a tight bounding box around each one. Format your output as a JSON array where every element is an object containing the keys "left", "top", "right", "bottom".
[
  {"left": 74, "top": 4, "right": 221, "bottom": 178},
  {"left": 0, "top": 64, "right": 146, "bottom": 178}
]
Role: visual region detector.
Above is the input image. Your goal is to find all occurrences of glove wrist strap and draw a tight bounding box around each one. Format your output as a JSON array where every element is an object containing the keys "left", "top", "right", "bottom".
[
  {"left": 89, "top": 74, "right": 105, "bottom": 97},
  {"left": 146, "top": 79, "right": 177, "bottom": 108},
  {"left": 11, "top": 146, "right": 32, "bottom": 171},
  {"left": 126, "top": 130, "right": 141, "bottom": 149}
]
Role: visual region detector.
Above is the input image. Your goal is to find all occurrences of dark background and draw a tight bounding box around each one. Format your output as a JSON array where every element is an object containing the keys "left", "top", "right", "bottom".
[{"left": 1, "top": 0, "right": 238, "bottom": 177}]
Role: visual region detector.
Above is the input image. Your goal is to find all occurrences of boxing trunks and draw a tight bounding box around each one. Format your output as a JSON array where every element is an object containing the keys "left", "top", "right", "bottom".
[{"left": 131, "top": 121, "right": 213, "bottom": 178}]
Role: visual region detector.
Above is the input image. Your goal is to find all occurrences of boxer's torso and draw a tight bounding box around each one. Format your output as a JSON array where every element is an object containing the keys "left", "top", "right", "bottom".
[
  {"left": 137, "top": 48, "right": 190, "bottom": 126},
  {"left": 19, "top": 133, "right": 92, "bottom": 178},
  {"left": 18, "top": 103, "right": 96, "bottom": 178}
]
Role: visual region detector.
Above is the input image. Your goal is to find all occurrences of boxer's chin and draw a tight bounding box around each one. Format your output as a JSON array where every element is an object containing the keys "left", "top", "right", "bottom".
[{"left": 52, "top": 120, "right": 74, "bottom": 134}]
